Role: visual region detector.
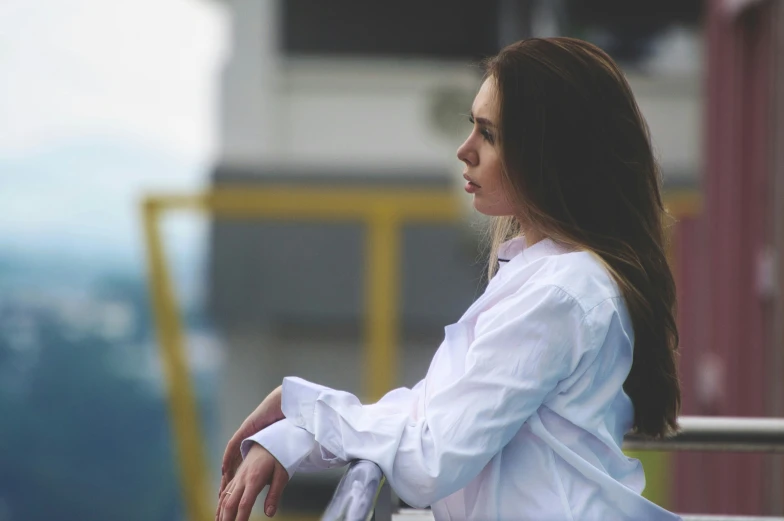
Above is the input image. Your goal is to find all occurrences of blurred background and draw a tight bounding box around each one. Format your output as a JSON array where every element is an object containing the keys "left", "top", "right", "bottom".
[{"left": 1, "top": 0, "right": 782, "bottom": 519}]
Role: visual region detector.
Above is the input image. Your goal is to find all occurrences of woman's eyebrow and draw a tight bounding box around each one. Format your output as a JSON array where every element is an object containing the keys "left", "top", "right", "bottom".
[{"left": 470, "top": 111, "right": 496, "bottom": 128}]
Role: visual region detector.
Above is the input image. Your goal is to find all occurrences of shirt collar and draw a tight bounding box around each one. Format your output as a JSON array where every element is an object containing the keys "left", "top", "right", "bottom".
[{"left": 497, "top": 236, "right": 573, "bottom": 268}]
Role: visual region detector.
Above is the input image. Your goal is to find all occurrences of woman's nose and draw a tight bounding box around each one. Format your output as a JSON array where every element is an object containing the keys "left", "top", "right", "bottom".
[{"left": 457, "top": 140, "right": 477, "bottom": 167}]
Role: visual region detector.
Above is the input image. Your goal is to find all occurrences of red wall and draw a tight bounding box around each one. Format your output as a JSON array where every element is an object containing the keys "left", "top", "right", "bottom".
[{"left": 672, "top": 0, "right": 775, "bottom": 514}]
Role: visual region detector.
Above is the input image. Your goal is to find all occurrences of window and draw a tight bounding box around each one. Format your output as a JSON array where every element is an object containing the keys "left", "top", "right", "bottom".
[
  {"left": 566, "top": 0, "right": 702, "bottom": 67},
  {"left": 282, "top": 0, "right": 502, "bottom": 60}
]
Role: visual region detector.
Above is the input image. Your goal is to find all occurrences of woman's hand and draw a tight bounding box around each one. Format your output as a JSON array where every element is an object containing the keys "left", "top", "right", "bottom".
[
  {"left": 219, "top": 386, "right": 284, "bottom": 497},
  {"left": 216, "top": 443, "right": 289, "bottom": 521}
]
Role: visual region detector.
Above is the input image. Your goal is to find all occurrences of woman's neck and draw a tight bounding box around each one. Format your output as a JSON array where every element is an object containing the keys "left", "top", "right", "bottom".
[{"left": 522, "top": 228, "right": 546, "bottom": 248}]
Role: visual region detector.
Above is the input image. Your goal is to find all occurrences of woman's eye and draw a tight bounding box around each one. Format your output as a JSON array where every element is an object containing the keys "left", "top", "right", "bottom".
[{"left": 467, "top": 115, "right": 494, "bottom": 144}]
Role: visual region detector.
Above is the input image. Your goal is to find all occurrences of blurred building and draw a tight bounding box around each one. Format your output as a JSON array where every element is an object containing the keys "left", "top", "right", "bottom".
[
  {"left": 202, "top": 0, "right": 783, "bottom": 516},
  {"left": 673, "top": 0, "right": 784, "bottom": 516}
]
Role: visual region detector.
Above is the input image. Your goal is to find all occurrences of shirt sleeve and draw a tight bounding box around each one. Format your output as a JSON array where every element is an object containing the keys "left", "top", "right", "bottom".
[
  {"left": 280, "top": 283, "right": 593, "bottom": 508},
  {"left": 241, "top": 380, "right": 425, "bottom": 477}
]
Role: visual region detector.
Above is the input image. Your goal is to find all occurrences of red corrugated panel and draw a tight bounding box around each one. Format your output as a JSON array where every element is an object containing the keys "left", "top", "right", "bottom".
[{"left": 672, "top": 0, "right": 775, "bottom": 514}]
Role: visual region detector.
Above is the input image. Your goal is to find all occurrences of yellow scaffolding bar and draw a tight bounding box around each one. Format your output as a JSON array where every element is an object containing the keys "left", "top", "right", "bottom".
[
  {"left": 143, "top": 187, "right": 460, "bottom": 521},
  {"left": 141, "top": 186, "right": 701, "bottom": 521}
]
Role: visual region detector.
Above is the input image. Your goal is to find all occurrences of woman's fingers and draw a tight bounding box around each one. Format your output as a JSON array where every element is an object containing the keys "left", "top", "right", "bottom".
[
  {"left": 218, "top": 447, "right": 282, "bottom": 521},
  {"left": 220, "top": 431, "right": 243, "bottom": 483},
  {"left": 235, "top": 466, "right": 271, "bottom": 521},
  {"left": 216, "top": 481, "right": 234, "bottom": 521},
  {"left": 218, "top": 482, "right": 245, "bottom": 521},
  {"left": 218, "top": 473, "right": 228, "bottom": 498},
  {"left": 263, "top": 465, "right": 289, "bottom": 518},
  {"left": 215, "top": 481, "right": 227, "bottom": 521}
]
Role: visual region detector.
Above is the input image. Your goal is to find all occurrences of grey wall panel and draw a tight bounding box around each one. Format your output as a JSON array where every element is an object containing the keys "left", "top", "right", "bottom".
[
  {"left": 209, "top": 219, "right": 365, "bottom": 328},
  {"left": 207, "top": 168, "right": 487, "bottom": 334},
  {"left": 208, "top": 219, "right": 485, "bottom": 331}
]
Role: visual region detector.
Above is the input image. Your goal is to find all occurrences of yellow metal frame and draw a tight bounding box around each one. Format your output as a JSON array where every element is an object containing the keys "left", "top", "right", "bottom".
[
  {"left": 141, "top": 186, "right": 701, "bottom": 521},
  {"left": 142, "top": 187, "right": 461, "bottom": 521}
]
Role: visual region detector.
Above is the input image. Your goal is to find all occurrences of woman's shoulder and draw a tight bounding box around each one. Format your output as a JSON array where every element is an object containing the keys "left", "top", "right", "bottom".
[{"left": 517, "top": 249, "right": 623, "bottom": 315}]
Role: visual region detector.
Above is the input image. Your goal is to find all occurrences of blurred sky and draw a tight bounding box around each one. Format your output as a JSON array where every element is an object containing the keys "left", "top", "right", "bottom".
[{"left": 0, "top": 0, "right": 227, "bottom": 268}]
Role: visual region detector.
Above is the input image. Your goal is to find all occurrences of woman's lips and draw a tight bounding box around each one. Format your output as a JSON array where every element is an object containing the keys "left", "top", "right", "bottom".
[{"left": 463, "top": 173, "right": 481, "bottom": 193}]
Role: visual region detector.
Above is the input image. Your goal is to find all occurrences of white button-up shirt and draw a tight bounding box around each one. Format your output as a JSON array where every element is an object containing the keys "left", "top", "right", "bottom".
[{"left": 242, "top": 237, "right": 682, "bottom": 521}]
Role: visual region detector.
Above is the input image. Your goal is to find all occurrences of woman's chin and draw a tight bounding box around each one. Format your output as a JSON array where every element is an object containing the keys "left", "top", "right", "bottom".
[{"left": 472, "top": 198, "right": 511, "bottom": 217}]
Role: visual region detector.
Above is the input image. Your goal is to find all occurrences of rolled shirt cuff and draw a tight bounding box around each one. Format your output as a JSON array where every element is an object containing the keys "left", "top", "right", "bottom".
[
  {"left": 240, "top": 419, "right": 317, "bottom": 478},
  {"left": 281, "top": 376, "right": 333, "bottom": 431}
]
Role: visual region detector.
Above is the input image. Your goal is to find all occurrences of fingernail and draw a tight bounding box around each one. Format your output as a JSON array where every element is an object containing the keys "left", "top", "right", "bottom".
[{"left": 266, "top": 505, "right": 276, "bottom": 517}]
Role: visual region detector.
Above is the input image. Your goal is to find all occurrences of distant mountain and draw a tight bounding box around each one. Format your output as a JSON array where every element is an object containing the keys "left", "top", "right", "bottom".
[
  {"left": 0, "top": 132, "right": 198, "bottom": 176},
  {"left": 0, "top": 133, "right": 211, "bottom": 298}
]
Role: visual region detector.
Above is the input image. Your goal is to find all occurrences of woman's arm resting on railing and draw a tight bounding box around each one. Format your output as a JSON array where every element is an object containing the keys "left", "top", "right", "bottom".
[
  {"left": 241, "top": 381, "right": 425, "bottom": 477},
  {"left": 279, "top": 284, "right": 591, "bottom": 508},
  {"left": 240, "top": 419, "right": 337, "bottom": 476}
]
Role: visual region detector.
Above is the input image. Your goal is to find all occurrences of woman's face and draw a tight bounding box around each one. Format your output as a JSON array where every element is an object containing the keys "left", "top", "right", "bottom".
[{"left": 457, "top": 77, "right": 516, "bottom": 217}]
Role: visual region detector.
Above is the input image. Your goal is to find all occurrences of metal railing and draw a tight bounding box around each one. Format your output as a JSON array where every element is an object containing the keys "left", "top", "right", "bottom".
[
  {"left": 321, "top": 416, "right": 784, "bottom": 521},
  {"left": 625, "top": 416, "right": 784, "bottom": 453}
]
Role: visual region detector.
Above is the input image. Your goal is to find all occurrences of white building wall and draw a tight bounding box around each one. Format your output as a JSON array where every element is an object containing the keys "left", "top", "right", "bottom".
[{"left": 218, "top": 1, "right": 701, "bottom": 183}]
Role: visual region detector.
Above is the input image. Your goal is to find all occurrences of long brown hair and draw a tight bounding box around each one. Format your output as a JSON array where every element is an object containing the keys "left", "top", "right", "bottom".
[{"left": 484, "top": 37, "right": 680, "bottom": 438}]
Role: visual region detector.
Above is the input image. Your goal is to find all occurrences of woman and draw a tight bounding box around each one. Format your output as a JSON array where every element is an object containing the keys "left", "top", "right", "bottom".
[{"left": 216, "top": 37, "right": 681, "bottom": 521}]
